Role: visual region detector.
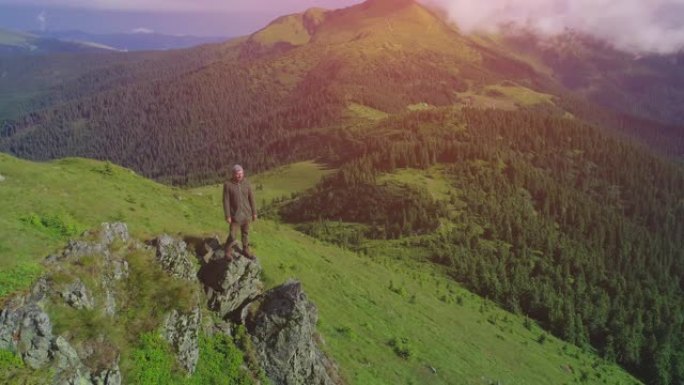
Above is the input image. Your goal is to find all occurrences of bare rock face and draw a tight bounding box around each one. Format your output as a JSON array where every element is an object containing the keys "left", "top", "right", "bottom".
[
  {"left": 163, "top": 307, "right": 201, "bottom": 374},
  {"left": 89, "top": 364, "right": 122, "bottom": 385},
  {"left": 60, "top": 279, "right": 95, "bottom": 310},
  {"left": 0, "top": 223, "right": 133, "bottom": 385},
  {"left": 248, "top": 280, "right": 338, "bottom": 385},
  {"left": 17, "top": 304, "right": 54, "bottom": 369},
  {"left": 99, "top": 223, "right": 129, "bottom": 246},
  {"left": 197, "top": 240, "right": 263, "bottom": 321},
  {"left": 155, "top": 235, "right": 197, "bottom": 280},
  {"left": 208, "top": 258, "right": 262, "bottom": 321},
  {"left": 0, "top": 285, "right": 121, "bottom": 385},
  {"left": 52, "top": 336, "right": 81, "bottom": 371}
]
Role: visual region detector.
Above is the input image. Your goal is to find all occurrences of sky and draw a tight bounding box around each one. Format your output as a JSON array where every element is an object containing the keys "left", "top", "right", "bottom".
[
  {"left": 0, "top": 1, "right": 361, "bottom": 36},
  {"left": 0, "top": 0, "right": 683, "bottom": 54}
]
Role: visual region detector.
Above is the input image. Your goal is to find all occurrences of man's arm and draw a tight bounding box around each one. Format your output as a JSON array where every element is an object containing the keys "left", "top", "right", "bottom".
[{"left": 222, "top": 182, "right": 231, "bottom": 223}]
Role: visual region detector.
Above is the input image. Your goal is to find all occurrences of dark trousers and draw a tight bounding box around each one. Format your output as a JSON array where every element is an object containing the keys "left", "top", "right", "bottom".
[{"left": 226, "top": 219, "right": 250, "bottom": 250}]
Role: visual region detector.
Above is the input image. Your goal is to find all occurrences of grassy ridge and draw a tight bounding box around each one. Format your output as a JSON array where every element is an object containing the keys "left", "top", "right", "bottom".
[
  {"left": 0, "top": 153, "right": 640, "bottom": 384},
  {"left": 189, "top": 161, "right": 334, "bottom": 208}
]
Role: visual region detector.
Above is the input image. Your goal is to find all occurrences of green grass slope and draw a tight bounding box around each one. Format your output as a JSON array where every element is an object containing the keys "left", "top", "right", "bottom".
[{"left": 0, "top": 152, "right": 640, "bottom": 384}]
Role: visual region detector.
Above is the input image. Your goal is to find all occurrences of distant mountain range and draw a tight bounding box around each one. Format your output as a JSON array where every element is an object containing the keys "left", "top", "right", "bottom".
[
  {"left": 0, "top": 28, "right": 228, "bottom": 55},
  {"left": 0, "top": 28, "right": 118, "bottom": 55},
  {"left": 32, "top": 30, "right": 229, "bottom": 51}
]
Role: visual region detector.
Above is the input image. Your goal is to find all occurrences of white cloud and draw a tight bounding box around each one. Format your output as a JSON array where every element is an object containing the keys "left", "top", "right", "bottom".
[
  {"left": 36, "top": 9, "right": 46, "bottom": 30},
  {"left": 131, "top": 27, "right": 154, "bottom": 34},
  {"left": 437, "top": 0, "right": 684, "bottom": 54}
]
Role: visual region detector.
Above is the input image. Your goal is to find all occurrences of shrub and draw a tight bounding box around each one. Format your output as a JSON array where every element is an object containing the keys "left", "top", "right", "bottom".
[
  {"left": 537, "top": 333, "right": 547, "bottom": 345},
  {"left": 128, "top": 333, "right": 179, "bottom": 385},
  {"left": 388, "top": 337, "right": 413, "bottom": 359},
  {"left": 190, "top": 333, "right": 253, "bottom": 385},
  {"left": 20, "top": 212, "right": 85, "bottom": 238}
]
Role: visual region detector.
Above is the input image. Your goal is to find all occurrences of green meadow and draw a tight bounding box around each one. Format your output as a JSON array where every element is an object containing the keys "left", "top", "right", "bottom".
[{"left": 0, "top": 153, "right": 641, "bottom": 384}]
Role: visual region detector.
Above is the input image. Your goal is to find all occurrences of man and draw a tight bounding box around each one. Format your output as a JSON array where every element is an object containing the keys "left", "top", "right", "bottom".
[{"left": 223, "top": 164, "right": 257, "bottom": 260}]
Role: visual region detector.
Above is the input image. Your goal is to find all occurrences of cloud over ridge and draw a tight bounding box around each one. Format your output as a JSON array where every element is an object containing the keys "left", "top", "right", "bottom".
[{"left": 435, "top": 0, "right": 684, "bottom": 54}]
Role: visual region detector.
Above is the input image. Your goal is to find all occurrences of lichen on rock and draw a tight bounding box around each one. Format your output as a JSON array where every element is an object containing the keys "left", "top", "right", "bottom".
[
  {"left": 163, "top": 307, "right": 201, "bottom": 375},
  {"left": 247, "top": 280, "right": 339, "bottom": 385},
  {"left": 155, "top": 234, "right": 197, "bottom": 280}
]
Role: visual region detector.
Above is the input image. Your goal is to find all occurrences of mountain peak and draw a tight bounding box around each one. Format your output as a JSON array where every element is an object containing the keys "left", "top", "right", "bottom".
[
  {"left": 242, "top": 0, "right": 452, "bottom": 55},
  {"left": 360, "top": 0, "right": 417, "bottom": 11}
]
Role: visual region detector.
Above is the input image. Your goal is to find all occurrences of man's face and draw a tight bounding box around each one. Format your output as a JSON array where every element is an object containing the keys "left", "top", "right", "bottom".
[{"left": 234, "top": 170, "right": 244, "bottom": 181}]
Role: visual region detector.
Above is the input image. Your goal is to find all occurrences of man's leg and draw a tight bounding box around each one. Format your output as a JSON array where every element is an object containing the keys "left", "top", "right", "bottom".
[
  {"left": 224, "top": 221, "right": 240, "bottom": 256},
  {"left": 241, "top": 220, "right": 253, "bottom": 258}
]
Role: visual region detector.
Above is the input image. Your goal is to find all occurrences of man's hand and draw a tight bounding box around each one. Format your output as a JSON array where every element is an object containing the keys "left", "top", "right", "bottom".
[
  {"left": 226, "top": 217, "right": 232, "bottom": 224},
  {"left": 252, "top": 214, "right": 258, "bottom": 221}
]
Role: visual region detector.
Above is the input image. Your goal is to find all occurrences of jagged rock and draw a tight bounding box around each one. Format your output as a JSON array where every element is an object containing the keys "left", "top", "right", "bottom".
[
  {"left": 200, "top": 255, "right": 263, "bottom": 320},
  {"left": 18, "top": 304, "right": 54, "bottom": 369},
  {"left": 155, "top": 235, "right": 197, "bottom": 280},
  {"left": 0, "top": 278, "right": 54, "bottom": 357},
  {"left": 100, "top": 256, "right": 128, "bottom": 316},
  {"left": 53, "top": 368, "right": 90, "bottom": 385},
  {"left": 52, "top": 336, "right": 82, "bottom": 371},
  {"left": 99, "top": 223, "right": 129, "bottom": 246},
  {"left": 0, "top": 287, "right": 100, "bottom": 384},
  {"left": 0, "top": 307, "right": 21, "bottom": 351},
  {"left": 29, "top": 276, "right": 50, "bottom": 303},
  {"left": 163, "top": 307, "right": 201, "bottom": 374},
  {"left": 56, "top": 364, "right": 122, "bottom": 385},
  {"left": 249, "top": 280, "right": 338, "bottom": 385},
  {"left": 62, "top": 239, "right": 108, "bottom": 260},
  {"left": 51, "top": 222, "right": 130, "bottom": 262},
  {"left": 110, "top": 259, "right": 129, "bottom": 281},
  {"left": 61, "top": 279, "right": 95, "bottom": 310},
  {"left": 90, "top": 364, "right": 122, "bottom": 385}
]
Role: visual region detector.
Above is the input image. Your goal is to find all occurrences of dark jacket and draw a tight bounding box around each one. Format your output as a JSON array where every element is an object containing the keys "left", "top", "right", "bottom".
[{"left": 223, "top": 178, "right": 257, "bottom": 223}]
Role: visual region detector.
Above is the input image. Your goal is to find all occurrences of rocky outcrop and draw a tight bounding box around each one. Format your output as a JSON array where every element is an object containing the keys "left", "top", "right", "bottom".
[
  {"left": 0, "top": 223, "right": 132, "bottom": 385},
  {"left": 198, "top": 249, "right": 263, "bottom": 321},
  {"left": 14, "top": 304, "right": 53, "bottom": 369},
  {"left": 0, "top": 286, "right": 121, "bottom": 385},
  {"left": 1, "top": 223, "right": 342, "bottom": 385},
  {"left": 193, "top": 237, "right": 342, "bottom": 385},
  {"left": 163, "top": 307, "right": 201, "bottom": 374},
  {"left": 248, "top": 280, "right": 339, "bottom": 385},
  {"left": 155, "top": 235, "right": 197, "bottom": 280}
]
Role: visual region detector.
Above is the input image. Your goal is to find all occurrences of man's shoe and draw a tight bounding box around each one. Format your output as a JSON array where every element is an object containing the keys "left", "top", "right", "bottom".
[
  {"left": 224, "top": 240, "right": 237, "bottom": 260},
  {"left": 243, "top": 246, "right": 256, "bottom": 260}
]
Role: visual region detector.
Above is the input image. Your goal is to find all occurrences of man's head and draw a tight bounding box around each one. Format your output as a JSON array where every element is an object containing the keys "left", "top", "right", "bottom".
[{"left": 232, "top": 164, "right": 244, "bottom": 181}]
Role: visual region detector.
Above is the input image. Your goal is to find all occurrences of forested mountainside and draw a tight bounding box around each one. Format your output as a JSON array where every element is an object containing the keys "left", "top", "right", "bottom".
[
  {"left": 1, "top": 0, "right": 682, "bottom": 185},
  {"left": 280, "top": 107, "right": 684, "bottom": 384}
]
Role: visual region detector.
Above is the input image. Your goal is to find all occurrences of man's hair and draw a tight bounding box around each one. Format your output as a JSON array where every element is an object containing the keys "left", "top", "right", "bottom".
[{"left": 232, "top": 164, "right": 243, "bottom": 173}]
